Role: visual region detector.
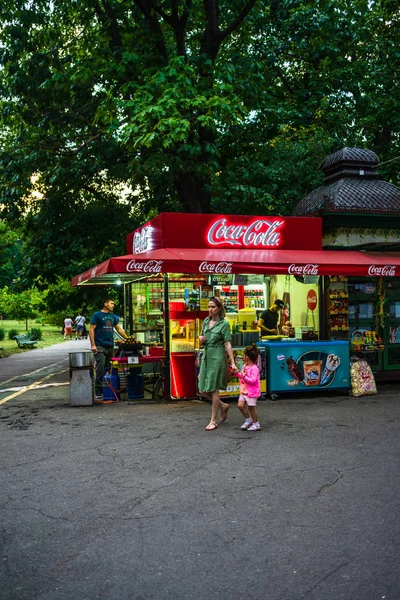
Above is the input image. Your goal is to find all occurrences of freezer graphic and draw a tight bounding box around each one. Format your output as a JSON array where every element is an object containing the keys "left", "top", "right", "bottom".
[
  {"left": 195, "top": 346, "right": 267, "bottom": 398},
  {"left": 260, "top": 341, "right": 350, "bottom": 393}
]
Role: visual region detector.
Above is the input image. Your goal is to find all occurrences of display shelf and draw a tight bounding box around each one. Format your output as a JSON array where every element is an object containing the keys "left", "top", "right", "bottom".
[{"left": 328, "top": 277, "right": 349, "bottom": 340}]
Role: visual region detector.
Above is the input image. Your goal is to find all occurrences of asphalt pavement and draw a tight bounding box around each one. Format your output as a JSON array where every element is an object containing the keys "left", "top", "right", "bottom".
[{"left": 1, "top": 344, "right": 400, "bottom": 600}]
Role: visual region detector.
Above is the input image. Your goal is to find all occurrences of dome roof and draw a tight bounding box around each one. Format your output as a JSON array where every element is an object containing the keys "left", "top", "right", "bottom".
[
  {"left": 321, "top": 147, "right": 379, "bottom": 172},
  {"left": 293, "top": 178, "right": 400, "bottom": 216},
  {"left": 293, "top": 147, "right": 400, "bottom": 216}
]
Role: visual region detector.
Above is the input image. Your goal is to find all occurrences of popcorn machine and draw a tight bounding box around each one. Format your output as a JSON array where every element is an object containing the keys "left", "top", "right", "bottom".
[{"left": 169, "top": 309, "right": 202, "bottom": 398}]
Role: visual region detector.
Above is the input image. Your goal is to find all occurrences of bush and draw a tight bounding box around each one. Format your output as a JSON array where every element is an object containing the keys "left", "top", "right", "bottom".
[
  {"left": 8, "top": 328, "right": 20, "bottom": 340},
  {"left": 28, "top": 327, "right": 42, "bottom": 341},
  {"left": 0, "top": 326, "right": 5, "bottom": 341}
]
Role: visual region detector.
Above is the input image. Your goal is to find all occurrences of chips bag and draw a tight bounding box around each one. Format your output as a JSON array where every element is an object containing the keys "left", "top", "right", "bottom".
[{"left": 350, "top": 360, "right": 377, "bottom": 397}]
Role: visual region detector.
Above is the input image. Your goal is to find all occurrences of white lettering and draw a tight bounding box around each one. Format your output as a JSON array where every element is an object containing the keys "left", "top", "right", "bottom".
[
  {"left": 367, "top": 264, "right": 396, "bottom": 277},
  {"left": 199, "top": 261, "right": 233, "bottom": 274},
  {"left": 133, "top": 226, "right": 150, "bottom": 254},
  {"left": 126, "top": 259, "right": 163, "bottom": 273},
  {"left": 207, "top": 218, "right": 284, "bottom": 248},
  {"left": 288, "top": 263, "right": 319, "bottom": 275}
]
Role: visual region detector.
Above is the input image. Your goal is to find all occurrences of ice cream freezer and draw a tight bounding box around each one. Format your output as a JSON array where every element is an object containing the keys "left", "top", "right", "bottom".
[{"left": 258, "top": 340, "right": 350, "bottom": 393}]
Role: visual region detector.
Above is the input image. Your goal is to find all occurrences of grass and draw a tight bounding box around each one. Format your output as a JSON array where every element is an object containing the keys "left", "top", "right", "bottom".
[{"left": 0, "top": 319, "right": 64, "bottom": 358}]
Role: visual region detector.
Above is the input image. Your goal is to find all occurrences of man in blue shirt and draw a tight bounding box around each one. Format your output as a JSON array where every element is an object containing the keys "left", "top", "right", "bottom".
[{"left": 89, "top": 298, "right": 128, "bottom": 400}]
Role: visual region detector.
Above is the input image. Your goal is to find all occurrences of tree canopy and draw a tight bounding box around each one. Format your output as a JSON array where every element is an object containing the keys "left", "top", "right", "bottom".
[{"left": 1, "top": 0, "right": 399, "bottom": 286}]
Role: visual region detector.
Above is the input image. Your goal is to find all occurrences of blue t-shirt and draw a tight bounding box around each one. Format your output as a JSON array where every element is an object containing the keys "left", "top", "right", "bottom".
[{"left": 90, "top": 311, "right": 119, "bottom": 347}]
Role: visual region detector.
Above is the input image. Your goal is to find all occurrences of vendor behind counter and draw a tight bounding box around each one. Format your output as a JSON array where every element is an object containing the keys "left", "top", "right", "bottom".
[{"left": 258, "top": 299, "right": 285, "bottom": 336}]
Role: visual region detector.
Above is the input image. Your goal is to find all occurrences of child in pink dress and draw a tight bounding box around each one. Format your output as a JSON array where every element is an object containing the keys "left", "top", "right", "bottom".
[{"left": 234, "top": 343, "right": 261, "bottom": 431}]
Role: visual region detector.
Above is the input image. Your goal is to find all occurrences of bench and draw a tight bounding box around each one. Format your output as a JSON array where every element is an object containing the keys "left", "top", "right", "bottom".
[{"left": 14, "top": 335, "right": 38, "bottom": 349}]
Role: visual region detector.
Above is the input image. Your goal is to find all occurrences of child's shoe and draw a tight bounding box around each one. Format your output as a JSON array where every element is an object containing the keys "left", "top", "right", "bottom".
[
  {"left": 247, "top": 422, "right": 261, "bottom": 431},
  {"left": 240, "top": 418, "right": 253, "bottom": 430}
]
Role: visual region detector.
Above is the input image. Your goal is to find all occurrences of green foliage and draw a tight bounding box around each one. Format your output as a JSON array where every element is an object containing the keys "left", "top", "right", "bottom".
[
  {"left": 8, "top": 328, "right": 20, "bottom": 340},
  {"left": 0, "top": 222, "right": 23, "bottom": 289},
  {"left": 0, "top": 326, "right": 5, "bottom": 341},
  {"left": 27, "top": 327, "right": 42, "bottom": 341},
  {"left": 1, "top": 0, "right": 400, "bottom": 290}
]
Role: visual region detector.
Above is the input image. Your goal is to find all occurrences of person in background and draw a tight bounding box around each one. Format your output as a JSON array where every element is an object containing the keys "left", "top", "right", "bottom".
[
  {"left": 234, "top": 343, "right": 261, "bottom": 431},
  {"left": 89, "top": 298, "right": 128, "bottom": 401},
  {"left": 63, "top": 316, "right": 73, "bottom": 340},
  {"left": 74, "top": 312, "right": 86, "bottom": 340},
  {"left": 258, "top": 299, "right": 285, "bottom": 336},
  {"left": 198, "top": 296, "right": 238, "bottom": 430}
]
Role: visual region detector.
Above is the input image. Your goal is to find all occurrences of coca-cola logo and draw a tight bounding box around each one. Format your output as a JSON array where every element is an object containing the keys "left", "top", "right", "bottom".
[
  {"left": 126, "top": 259, "right": 163, "bottom": 273},
  {"left": 90, "top": 266, "right": 98, "bottom": 278},
  {"left": 133, "top": 226, "right": 150, "bottom": 254},
  {"left": 288, "top": 263, "right": 319, "bottom": 276},
  {"left": 207, "top": 218, "right": 284, "bottom": 248},
  {"left": 307, "top": 289, "right": 318, "bottom": 311},
  {"left": 367, "top": 264, "right": 396, "bottom": 277},
  {"left": 199, "top": 261, "right": 233, "bottom": 274}
]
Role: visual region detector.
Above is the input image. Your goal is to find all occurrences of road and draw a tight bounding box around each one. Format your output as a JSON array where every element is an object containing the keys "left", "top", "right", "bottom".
[{"left": 0, "top": 345, "right": 400, "bottom": 599}]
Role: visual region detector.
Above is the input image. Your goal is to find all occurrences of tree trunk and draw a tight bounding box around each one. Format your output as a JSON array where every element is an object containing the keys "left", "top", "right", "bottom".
[{"left": 175, "top": 173, "right": 211, "bottom": 213}]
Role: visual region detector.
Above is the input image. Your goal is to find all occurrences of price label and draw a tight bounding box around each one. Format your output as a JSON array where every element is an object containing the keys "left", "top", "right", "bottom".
[{"left": 128, "top": 356, "right": 139, "bottom": 364}]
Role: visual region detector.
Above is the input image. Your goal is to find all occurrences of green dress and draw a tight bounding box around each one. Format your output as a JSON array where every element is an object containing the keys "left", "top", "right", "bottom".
[{"left": 198, "top": 317, "right": 232, "bottom": 393}]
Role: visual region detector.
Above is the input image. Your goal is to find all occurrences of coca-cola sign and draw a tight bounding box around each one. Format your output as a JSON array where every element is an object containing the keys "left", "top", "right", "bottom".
[
  {"left": 207, "top": 218, "right": 284, "bottom": 248},
  {"left": 367, "top": 264, "right": 396, "bottom": 277},
  {"left": 307, "top": 289, "right": 318, "bottom": 311},
  {"left": 126, "top": 259, "right": 163, "bottom": 273},
  {"left": 133, "top": 226, "right": 150, "bottom": 254},
  {"left": 199, "top": 261, "right": 233, "bottom": 274},
  {"left": 288, "top": 264, "right": 319, "bottom": 276}
]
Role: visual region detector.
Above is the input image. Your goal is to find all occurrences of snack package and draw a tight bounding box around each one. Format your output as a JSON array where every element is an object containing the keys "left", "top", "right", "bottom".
[{"left": 350, "top": 360, "right": 377, "bottom": 397}]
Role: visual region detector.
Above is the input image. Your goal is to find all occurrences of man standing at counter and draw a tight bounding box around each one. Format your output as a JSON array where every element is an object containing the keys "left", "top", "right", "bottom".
[
  {"left": 258, "top": 299, "right": 285, "bottom": 336},
  {"left": 89, "top": 298, "right": 129, "bottom": 400}
]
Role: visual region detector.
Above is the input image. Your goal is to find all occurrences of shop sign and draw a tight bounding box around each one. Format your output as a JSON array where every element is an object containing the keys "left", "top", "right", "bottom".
[
  {"left": 367, "top": 264, "right": 396, "bottom": 277},
  {"left": 133, "top": 225, "right": 151, "bottom": 253},
  {"left": 207, "top": 218, "right": 284, "bottom": 248},
  {"left": 199, "top": 261, "right": 233, "bottom": 274},
  {"left": 307, "top": 290, "right": 318, "bottom": 311},
  {"left": 127, "top": 213, "right": 322, "bottom": 252},
  {"left": 126, "top": 259, "right": 163, "bottom": 273},
  {"left": 288, "top": 264, "right": 319, "bottom": 276}
]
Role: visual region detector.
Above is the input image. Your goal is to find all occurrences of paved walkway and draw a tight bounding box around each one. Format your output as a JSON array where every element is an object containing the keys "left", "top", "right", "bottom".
[
  {"left": 1, "top": 342, "right": 400, "bottom": 599},
  {"left": 0, "top": 338, "right": 90, "bottom": 385}
]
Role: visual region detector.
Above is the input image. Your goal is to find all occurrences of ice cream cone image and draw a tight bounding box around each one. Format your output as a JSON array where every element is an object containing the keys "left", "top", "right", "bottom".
[{"left": 321, "top": 354, "right": 340, "bottom": 385}]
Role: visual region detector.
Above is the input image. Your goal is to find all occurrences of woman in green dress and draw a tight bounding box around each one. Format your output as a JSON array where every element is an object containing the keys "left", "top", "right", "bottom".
[{"left": 199, "top": 296, "right": 238, "bottom": 430}]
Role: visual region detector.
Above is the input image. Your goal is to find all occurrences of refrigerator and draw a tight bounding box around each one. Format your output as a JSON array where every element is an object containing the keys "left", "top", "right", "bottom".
[{"left": 259, "top": 340, "right": 350, "bottom": 393}]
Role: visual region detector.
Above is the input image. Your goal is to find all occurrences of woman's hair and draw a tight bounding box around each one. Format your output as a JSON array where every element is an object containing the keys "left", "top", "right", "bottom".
[
  {"left": 245, "top": 342, "right": 259, "bottom": 363},
  {"left": 209, "top": 296, "right": 226, "bottom": 318}
]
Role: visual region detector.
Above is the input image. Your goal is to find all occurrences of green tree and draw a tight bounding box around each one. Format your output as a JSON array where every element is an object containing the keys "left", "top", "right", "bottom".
[
  {"left": 0, "top": 223, "right": 24, "bottom": 288},
  {"left": 8, "top": 289, "right": 43, "bottom": 330},
  {"left": 1, "top": 0, "right": 399, "bottom": 288}
]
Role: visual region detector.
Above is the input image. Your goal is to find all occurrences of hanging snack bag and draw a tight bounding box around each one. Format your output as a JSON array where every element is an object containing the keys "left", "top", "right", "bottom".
[{"left": 350, "top": 360, "right": 377, "bottom": 397}]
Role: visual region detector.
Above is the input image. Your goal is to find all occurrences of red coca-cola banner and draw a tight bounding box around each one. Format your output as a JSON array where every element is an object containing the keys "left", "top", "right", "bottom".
[
  {"left": 71, "top": 249, "right": 400, "bottom": 286},
  {"left": 126, "top": 213, "right": 322, "bottom": 254}
]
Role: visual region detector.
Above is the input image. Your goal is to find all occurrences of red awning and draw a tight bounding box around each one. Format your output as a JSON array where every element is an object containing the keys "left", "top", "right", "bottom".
[{"left": 71, "top": 248, "right": 400, "bottom": 286}]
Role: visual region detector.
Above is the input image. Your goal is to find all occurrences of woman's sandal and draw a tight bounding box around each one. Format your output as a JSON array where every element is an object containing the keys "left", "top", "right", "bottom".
[
  {"left": 219, "top": 404, "right": 230, "bottom": 423},
  {"left": 205, "top": 422, "right": 218, "bottom": 431}
]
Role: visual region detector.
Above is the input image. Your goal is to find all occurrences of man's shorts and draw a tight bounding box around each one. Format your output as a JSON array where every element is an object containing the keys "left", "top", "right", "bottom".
[
  {"left": 238, "top": 393, "right": 258, "bottom": 407},
  {"left": 76, "top": 325, "right": 84, "bottom": 333},
  {"left": 65, "top": 326, "right": 72, "bottom": 334}
]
